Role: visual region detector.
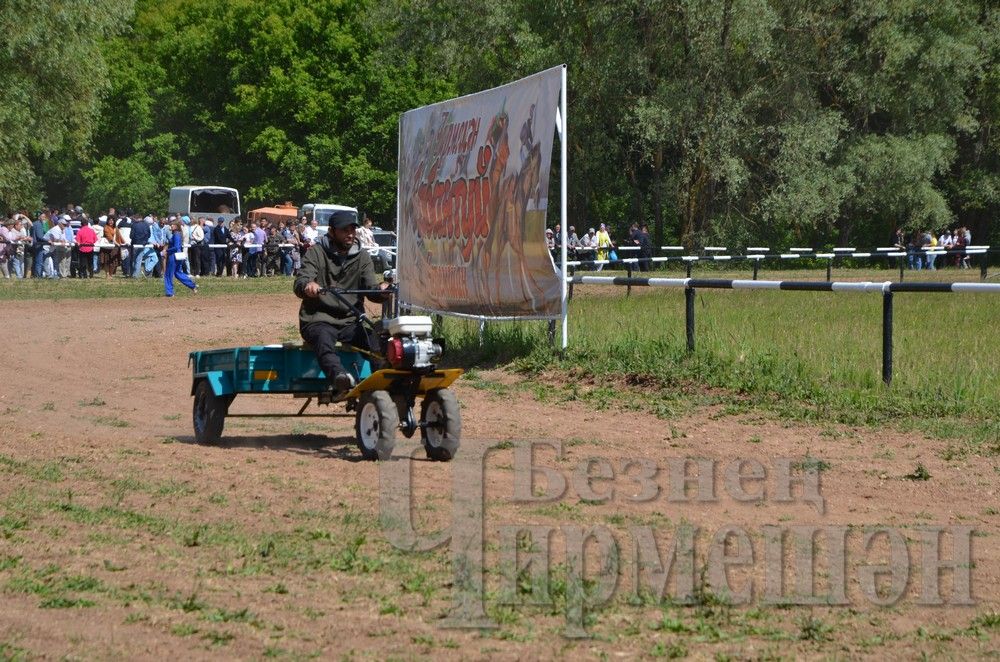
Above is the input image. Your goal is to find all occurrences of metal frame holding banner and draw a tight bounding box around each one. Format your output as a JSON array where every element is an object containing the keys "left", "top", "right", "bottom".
[{"left": 396, "top": 66, "right": 569, "bottom": 346}]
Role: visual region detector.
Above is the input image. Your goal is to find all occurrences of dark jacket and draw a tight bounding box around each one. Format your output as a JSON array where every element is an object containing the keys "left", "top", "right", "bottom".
[
  {"left": 131, "top": 220, "right": 151, "bottom": 247},
  {"left": 214, "top": 225, "right": 230, "bottom": 247},
  {"left": 294, "top": 236, "right": 380, "bottom": 327},
  {"left": 638, "top": 231, "right": 652, "bottom": 253}
]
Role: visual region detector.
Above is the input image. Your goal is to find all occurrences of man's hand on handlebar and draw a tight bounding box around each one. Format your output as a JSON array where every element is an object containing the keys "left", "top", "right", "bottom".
[
  {"left": 372, "top": 281, "right": 391, "bottom": 302},
  {"left": 304, "top": 282, "right": 322, "bottom": 298}
]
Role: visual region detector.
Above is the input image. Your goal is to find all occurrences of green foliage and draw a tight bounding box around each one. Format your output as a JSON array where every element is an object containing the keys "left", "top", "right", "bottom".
[
  {"left": 69, "top": 0, "right": 455, "bottom": 222},
  {"left": 0, "top": 0, "right": 135, "bottom": 211},
  {"left": 386, "top": 0, "right": 998, "bottom": 247},
  {"left": 15, "top": 0, "right": 1000, "bottom": 248}
]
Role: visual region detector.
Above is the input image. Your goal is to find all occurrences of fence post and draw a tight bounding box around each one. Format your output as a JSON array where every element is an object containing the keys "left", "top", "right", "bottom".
[
  {"left": 478, "top": 318, "right": 486, "bottom": 347},
  {"left": 686, "top": 262, "right": 692, "bottom": 279},
  {"left": 685, "top": 286, "right": 695, "bottom": 352},
  {"left": 547, "top": 319, "right": 556, "bottom": 346},
  {"left": 826, "top": 258, "right": 832, "bottom": 282},
  {"left": 626, "top": 262, "right": 632, "bottom": 297},
  {"left": 981, "top": 251, "right": 988, "bottom": 281},
  {"left": 882, "top": 291, "right": 893, "bottom": 386},
  {"left": 752, "top": 260, "right": 759, "bottom": 281},
  {"left": 899, "top": 259, "right": 904, "bottom": 282}
]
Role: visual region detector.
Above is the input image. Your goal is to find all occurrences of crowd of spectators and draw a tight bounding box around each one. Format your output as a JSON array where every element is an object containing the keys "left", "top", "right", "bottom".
[
  {"left": 0, "top": 205, "right": 388, "bottom": 281},
  {"left": 892, "top": 227, "right": 976, "bottom": 271},
  {"left": 547, "top": 222, "right": 654, "bottom": 271},
  {"left": 2, "top": 205, "right": 983, "bottom": 281}
]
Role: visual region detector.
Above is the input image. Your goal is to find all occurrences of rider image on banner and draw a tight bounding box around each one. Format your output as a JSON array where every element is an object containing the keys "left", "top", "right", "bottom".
[{"left": 397, "top": 66, "right": 563, "bottom": 318}]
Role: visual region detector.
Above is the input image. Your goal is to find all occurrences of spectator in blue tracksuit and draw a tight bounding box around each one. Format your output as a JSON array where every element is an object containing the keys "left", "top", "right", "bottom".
[{"left": 163, "top": 219, "right": 197, "bottom": 297}]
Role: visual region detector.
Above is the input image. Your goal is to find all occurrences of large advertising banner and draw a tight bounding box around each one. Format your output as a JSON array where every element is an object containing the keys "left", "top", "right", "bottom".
[{"left": 397, "top": 66, "right": 563, "bottom": 318}]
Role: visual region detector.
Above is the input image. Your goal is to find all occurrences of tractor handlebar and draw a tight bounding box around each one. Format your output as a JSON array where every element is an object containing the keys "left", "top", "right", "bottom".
[{"left": 315, "top": 286, "right": 397, "bottom": 327}]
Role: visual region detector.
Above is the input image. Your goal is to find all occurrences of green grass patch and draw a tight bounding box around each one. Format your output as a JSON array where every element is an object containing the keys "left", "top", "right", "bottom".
[
  {"left": 92, "top": 416, "right": 131, "bottom": 428},
  {"left": 905, "top": 463, "right": 932, "bottom": 481},
  {"left": 0, "top": 641, "right": 30, "bottom": 661},
  {"left": 5, "top": 563, "right": 105, "bottom": 609},
  {"left": 792, "top": 453, "right": 832, "bottom": 474},
  {"left": 440, "top": 286, "right": 1000, "bottom": 448},
  {"left": 0, "top": 455, "right": 64, "bottom": 482},
  {"left": 78, "top": 397, "right": 106, "bottom": 407}
]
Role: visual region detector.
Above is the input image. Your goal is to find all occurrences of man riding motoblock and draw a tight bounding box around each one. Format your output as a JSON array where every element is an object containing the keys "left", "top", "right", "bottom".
[{"left": 293, "top": 210, "right": 390, "bottom": 395}]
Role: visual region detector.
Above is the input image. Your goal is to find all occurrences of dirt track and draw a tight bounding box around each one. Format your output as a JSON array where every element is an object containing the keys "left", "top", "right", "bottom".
[{"left": 0, "top": 294, "right": 997, "bottom": 659}]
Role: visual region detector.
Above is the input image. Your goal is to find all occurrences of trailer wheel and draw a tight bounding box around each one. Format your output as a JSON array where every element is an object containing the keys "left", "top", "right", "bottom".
[
  {"left": 193, "top": 381, "right": 229, "bottom": 444},
  {"left": 420, "top": 389, "right": 461, "bottom": 461},
  {"left": 355, "top": 390, "right": 398, "bottom": 461}
]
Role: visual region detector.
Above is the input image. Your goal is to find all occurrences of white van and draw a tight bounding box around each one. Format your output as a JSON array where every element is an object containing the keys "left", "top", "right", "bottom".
[
  {"left": 299, "top": 203, "right": 396, "bottom": 267},
  {"left": 299, "top": 203, "right": 357, "bottom": 235},
  {"left": 169, "top": 186, "right": 241, "bottom": 223}
]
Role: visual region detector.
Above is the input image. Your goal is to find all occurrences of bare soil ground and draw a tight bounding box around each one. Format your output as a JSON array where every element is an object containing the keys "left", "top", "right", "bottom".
[{"left": 0, "top": 294, "right": 996, "bottom": 660}]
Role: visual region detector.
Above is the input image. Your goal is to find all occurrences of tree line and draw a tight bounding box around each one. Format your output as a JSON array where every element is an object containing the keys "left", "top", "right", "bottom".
[{"left": 7, "top": 0, "right": 999, "bottom": 249}]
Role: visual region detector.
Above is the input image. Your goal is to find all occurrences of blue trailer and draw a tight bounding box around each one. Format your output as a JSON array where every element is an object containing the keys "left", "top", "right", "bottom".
[{"left": 189, "top": 334, "right": 462, "bottom": 461}]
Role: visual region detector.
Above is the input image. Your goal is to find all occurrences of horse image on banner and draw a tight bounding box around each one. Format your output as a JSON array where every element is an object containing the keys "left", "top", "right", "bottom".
[{"left": 397, "top": 67, "right": 563, "bottom": 318}]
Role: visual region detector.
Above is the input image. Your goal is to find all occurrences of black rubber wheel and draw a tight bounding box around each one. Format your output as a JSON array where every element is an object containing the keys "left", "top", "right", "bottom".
[
  {"left": 355, "top": 390, "right": 398, "bottom": 461},
  {"left": 420, "top": 389, "right": 461, "bottom": 461},
  {"left": 193, "top": 381, "right": 229, "bottom": 444}
]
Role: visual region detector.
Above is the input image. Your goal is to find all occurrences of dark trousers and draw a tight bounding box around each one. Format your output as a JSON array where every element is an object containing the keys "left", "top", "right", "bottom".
[
  {"left": 638, "top": 250, "right": 652, "bottom": 271},
  {"left": 300, "top": 321, "right": 373, "bottom": 383},
  {"left": 204, "top": 246, "right": 216, "bottom": 276},
  {"left": 215, "top": 249, "right": 228, "bottom": 276},
  {"left": 78, "top": 251, "right": 94, "bottom": 278},
  {"left": 188, "top": 244, "right": 201, "bottom": 275}
]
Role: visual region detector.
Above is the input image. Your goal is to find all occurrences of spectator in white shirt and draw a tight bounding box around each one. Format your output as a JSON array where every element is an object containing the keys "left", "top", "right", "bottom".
[
  {"left": 357, "top": 214, "right": 378, "bottom": 249},
  {"left": 8, "top": 218, "right": 30, "bottom": 278},
  {"left": 939, "top": 230, "right": 953, "bottom": 250},
  {"left": 303, "top": 220, "right": 319, "bottom": 246},
  {"left": 43, "top": 219, "right": 69, "bottom": 278}
]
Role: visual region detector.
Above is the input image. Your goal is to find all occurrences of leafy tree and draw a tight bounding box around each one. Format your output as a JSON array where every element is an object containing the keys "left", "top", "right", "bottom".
[
  {"left": 37, "top": 0, "right": 1000, "bottom": 250},
  {"left": 75, "top": 0, "right": 454, "bottom": 224},
  {"left": 0, "top": 0, "right": 134, "bottom": 212},
  {"left": 82, "top": 133, "right": 190, "bottom": 213}
]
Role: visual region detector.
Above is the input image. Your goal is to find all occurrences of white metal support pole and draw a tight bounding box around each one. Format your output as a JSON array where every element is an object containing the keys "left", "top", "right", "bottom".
[
  {"left": 395, "top": 115, "right": 403, "bottom": 311},
  {"left": 560, "top": 64, "right": 569, "bottom": 350}
]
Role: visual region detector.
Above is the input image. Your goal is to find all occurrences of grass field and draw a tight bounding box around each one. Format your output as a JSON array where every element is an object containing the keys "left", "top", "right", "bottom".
[{"left": 439, "top": 270, "right": 1000, "bottom": 455}]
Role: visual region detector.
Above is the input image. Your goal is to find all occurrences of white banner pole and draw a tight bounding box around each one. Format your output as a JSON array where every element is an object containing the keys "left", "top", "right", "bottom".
[
  {"left": 396, "top": 114, "right": 403, "bottom": 315},
  {"left": 560, "top": 64, "right": 569, "bottom": 350}
]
